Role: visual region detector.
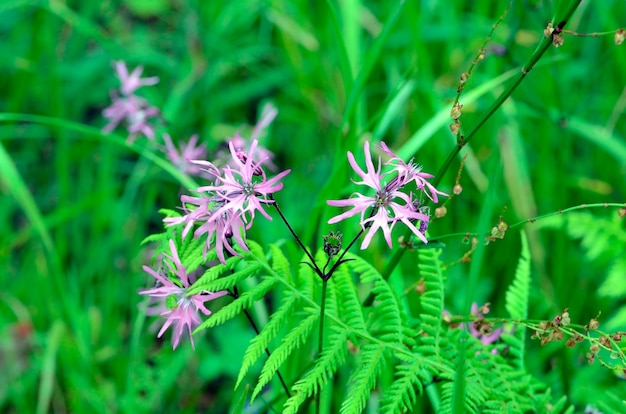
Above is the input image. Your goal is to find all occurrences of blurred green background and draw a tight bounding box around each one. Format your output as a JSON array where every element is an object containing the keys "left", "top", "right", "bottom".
[{"left": 1, "top": 0, "right": 625, "bottom": 412}]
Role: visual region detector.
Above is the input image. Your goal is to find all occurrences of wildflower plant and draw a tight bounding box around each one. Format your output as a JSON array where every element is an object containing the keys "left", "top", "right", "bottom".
[{"left": 110, "top": 3, "right": 626, "bottom": 413}]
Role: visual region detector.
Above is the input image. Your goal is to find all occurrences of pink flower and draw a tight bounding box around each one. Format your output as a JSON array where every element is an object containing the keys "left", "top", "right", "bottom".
[
  {"left": 327, "top": 141, "right": 431, "bottom": 249},
  {"left": 114, "top": 61, "right": 159, "bottom": 96},
  {"left": 102, "top": 62, "right": 161, "bottom": 142},
  {"left": 226, "top": 103, "right": 279, "bottom": 171},
  {"left": 140, "top": 239, "right": 227, "bottom": 350},
  {"left": 377, "top": 142, "right": 448, "bottom": 203},
  {"left": 164, "top": 195, "right": 250, "bottom": 264},
  {"left": 162, "top": 134, "right": 208, "bottom": 176},
  {"left": 102, "top": 91, "right": 160, "bottom": 141},
  {"left": 196, "top": 139, "right": 290, "bottom": 227}
]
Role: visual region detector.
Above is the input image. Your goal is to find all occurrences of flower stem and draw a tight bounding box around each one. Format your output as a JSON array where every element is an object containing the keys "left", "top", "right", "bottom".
[
  {"left": 316, "top": 277, "right": 329, "bottom": 414},
  {"left": 270, "top": 195, "right": 324, "bottom": 278}
]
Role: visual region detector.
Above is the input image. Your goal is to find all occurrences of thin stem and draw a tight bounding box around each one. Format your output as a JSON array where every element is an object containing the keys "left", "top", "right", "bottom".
[
  {"left": 269, "top": 195, "right": 324, "bottom": 278},
  {"left": 232, "top": 286, "right": 292, "bottom": 399},
  {"left": 316, "top": 278, "right": 329, "bottom": 414},
  {"left": 430, "top": 202, "right": 626, "bottom": 242},
  {"left": 381, "top": 1, "right": 584, "bottom": 281}
]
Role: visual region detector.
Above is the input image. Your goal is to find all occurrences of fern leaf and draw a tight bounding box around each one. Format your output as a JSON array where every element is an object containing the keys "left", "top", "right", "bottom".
[
  {"left": 417, "top": 247, "right": 445, "bottom": 359},
  {"left": 379, "top": 357, "right": 427, "bottom": 413},
  {"left": 347, "top": 255, "right": 407, "bottom": 346},
  {"left": 439, "top": 363, "right": 488, "bottom": 414},
  {"left": 283, "top": 327, "right": 349, "bottom": 414},
  {"left": 195, "top": 276, "right": 277, "bottom": 331},
  {"left": 236, "top": 294, "right": 300, "bottom": 389},
  {"left": 504, "top": 231, "right": 531, "bottom": 369},
  {"left": 505, "top": 231, "right": 531, "bottom": 320},
  {"left": 251, "top": 310, "right": 319, "bottom": 402},
  {"left": 340, "top": 343, "right": 386, "bottom": 414},
  {"left": 269, "top": 244, "right": 292, "bottom": 284},
  {"left": 189, "top": 259, "right": 261, "bottom": 294},
  {"left": 331, "top": 265, "right": 368, "bottom": 338}
]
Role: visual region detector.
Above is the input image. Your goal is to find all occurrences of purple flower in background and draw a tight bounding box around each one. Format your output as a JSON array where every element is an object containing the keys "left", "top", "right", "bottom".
[
  {"left": 469, "top": 303, "right": 503, "bottom": 347},
  {"left": 327, "top": 141, "right": 432, "bottom": 249},
  {"left": 227, "top": 103, "right": 279, "bottom": 171},
  {"left": 140, "top": 239, "right": 227, "bottom": 350},
  {"left": 102, "top": 62, "right": 160, "bottom": 142},
  {"left": 114, "top": 61, "right": 159, "bottom": 96},
  {"left": 162, "top": 134, "right": 208, "bottom": 176}
]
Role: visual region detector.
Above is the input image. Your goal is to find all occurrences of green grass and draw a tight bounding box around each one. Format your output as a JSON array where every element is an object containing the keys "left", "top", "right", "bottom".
[{"left": 1, "top": 0, "right": 625, "bottom": 412}]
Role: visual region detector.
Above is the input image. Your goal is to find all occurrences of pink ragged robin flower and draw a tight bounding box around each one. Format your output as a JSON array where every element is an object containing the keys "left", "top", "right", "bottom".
[
  {"left": 140, "top": 239, "right": 227, "bottom": 350},
  {"left": 162, "top": 133, "right": 208, "bottom": 176},
  {"left": 327, "top": 141, "right": 432, "bottom": 249},
  {"left": 113, "top": 61, "right": 159, "bottom": 96},
  {"left": 164, "top": 194, "right": 250, "bottom": 264},
  {"left": 377, "top": 142, "right": 448, "bottom": 203},
  {"left": 102, "top": 61, "right": 161, "bottom": 142},
  {"left": 226, "top": 103, "right": 279, "bottom": 171},
  {"left": 195, "top": 139, "right": 290, "bottom": 227}
]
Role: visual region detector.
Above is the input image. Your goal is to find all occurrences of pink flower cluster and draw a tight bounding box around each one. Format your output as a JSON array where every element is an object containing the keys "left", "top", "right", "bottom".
[
  {"left": 102, "top": 61, "right": 161, "bottom": 141},
  {"left": 140, "top": 240, "right": 227, "bottom": 350},
  {"left": 327, "top": 141, "right": 447, "bottom": 249},
  {"left": 165, "top": 139, "right": 290, "bottom": 264}
]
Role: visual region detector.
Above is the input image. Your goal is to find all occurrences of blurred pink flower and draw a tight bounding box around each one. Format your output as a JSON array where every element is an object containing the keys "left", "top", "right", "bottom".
[
  {"left": 227, "top": 103, "right": 279, "bottom": 171},
  {"left": 140, "top": 239, "right": 227, "bottom": 350},
  {"left": 327, "top": 141, "right": 431, "bottom": 249},
  {"left": 162, "top": 134, "right": 208, "bottom": 175},
  {"left": 102, "top": 62, "right": 161, "bottom": 142},
  {"left": 114, "top": 61, "right": 159, "bottom": 96}
]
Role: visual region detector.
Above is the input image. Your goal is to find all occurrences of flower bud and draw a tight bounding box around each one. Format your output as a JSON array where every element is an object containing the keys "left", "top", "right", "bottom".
[
  {"left": 323, "top": 231, "right": 343, "bottom": 258},
  {"left": 544, "top": 22, "right": 554, "bottom": 38},
  {"left": 450, "top": 104, "right": 463, "bottom": 120},
  {"left": 435, "top": 206, "right": 447, "bottom": 218},
  {"left": 449, "top": 122, "right": 460, "bottom": 135},
  {"left": 552, "top": 33, "right": 565, "bottom": 48},
  {"left": 615, "top": 28, "right": 625, "bottom": 46}
]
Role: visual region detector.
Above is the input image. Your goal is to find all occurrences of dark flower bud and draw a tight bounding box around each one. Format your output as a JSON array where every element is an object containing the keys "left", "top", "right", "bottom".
[{"left": 323, "top": 231, "right": 343, "bottom": 258}]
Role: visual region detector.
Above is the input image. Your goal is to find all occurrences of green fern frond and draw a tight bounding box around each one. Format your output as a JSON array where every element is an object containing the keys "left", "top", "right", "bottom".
[
  {"left": 379, "top": 356, "right": 427, "bottom": 413},
  {"left": 566, "top": 212, "right": 625, "bottom": 261},
  {"left": 189, "top": 259, "right": 261, "bottom": 294},
  {"left": 598, "top": 258, "right": 626, "bottom": 298},
  {"left": 346, "top": 255, "right": 408, "bottom": 346},
  {"left": 296, "top": 255, "right": 317, "bottom": 301},
  {"left": 340, "top": 343, "right": 386, "bottom": 414},
  {"left": 505, "top": 231, "right": 531, "bottom": 321},
  {"left": 439, "top": 364, "right": 488, "bottom": 414},
  {"left": 177, "top": 230, "right": 211, "bottom": 274},
  {"left": 504, "top": 231, "right": 531, "bottom": 369},
  {"left": 195, "top": 276, "right": 277, "bottom": 331},
  {"left": 236, "top": 294, "right": 300, "bottom": 389},
  {"left": 251, "top": 310, "right": 319, "bottom": 402},
  {"left": 331, "top": 265, "right": 368, "bottom": 339},
  {"left": 282, "top": 327, "right": 349, "bottom": 414},
  {"left": 269, "top": 244, "right": 292, "bottom": 284},
  {"left": 416, "top": 247, "right": 445, "bottom": 358}
]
